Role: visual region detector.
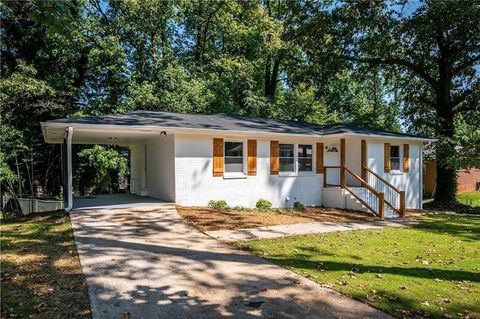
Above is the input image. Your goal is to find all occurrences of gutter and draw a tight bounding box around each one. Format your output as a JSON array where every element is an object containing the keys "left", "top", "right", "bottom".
[{"left": 41, "top": 122, "right": 435, "bottom": 143}]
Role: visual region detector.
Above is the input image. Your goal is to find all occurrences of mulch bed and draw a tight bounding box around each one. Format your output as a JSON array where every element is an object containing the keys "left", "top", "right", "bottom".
[{"left": 177, "top": 206, "right": 380, "bottom": 231}]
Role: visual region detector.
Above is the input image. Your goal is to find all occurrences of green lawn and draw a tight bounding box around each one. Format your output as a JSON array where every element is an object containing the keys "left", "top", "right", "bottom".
[
  {"left": 239, "top": 214, "right": 480, "bottom": 318},
  {"left": 0, "top": 212, "right": 91, "bottom": 318},
  {"left": 458, "top": 192, "right": 480, "bottom": 208}
]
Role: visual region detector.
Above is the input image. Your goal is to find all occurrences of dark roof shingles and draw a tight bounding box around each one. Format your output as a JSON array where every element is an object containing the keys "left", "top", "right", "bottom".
[{"left": 49, "top": 111, "right": 424, "bottom": 139}]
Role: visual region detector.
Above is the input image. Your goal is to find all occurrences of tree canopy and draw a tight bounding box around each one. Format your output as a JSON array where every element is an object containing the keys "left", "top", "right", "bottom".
[{"left": 1, "top": 0, "right": 478, "bottom": 203}]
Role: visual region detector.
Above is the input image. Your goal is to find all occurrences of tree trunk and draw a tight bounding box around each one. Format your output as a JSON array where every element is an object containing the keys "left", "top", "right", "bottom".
[
  {"left": 264, "top": 55, "right": 280, "bottom": 100},
  {"left": 264, "top": 55, "right": 271, "bottom": 97},
  {"left": 433, "top": 75, "right": 457, "bottom": 203},
  {"left": 435, "top": 155, "right": 457, "bottom": 202}
]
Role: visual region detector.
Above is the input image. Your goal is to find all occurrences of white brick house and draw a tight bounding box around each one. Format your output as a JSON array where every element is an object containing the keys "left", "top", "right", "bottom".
[{"left": 41, "top": 111, "right": 431, "bottom": 218}]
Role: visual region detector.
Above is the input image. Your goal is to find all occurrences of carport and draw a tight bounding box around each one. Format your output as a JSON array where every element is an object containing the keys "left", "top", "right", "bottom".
[
  {"left": 41, "top": 120, "right": 176, "bottom": 211},
  {"left": 72, "top": 194, "right": 167, "bottom": 210}
]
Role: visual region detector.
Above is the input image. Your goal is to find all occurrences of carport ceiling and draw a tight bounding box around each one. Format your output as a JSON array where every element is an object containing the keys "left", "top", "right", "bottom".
[{"left": 43, "top": 126, "right": 165, "bottom": 145}]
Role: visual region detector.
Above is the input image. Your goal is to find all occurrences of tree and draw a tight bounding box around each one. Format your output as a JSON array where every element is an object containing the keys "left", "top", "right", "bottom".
[
  {"left": 1, "top": 0, "right": 89, "bottom": 201},
  {"left": 1, "top": 0, "right": 429, "bottom": 204},
  {"left": 324, "top": 0, "right": 480, "bottom": 202},
  {"left": 77, "top": 145, "right": 129, "bottom": 195}
]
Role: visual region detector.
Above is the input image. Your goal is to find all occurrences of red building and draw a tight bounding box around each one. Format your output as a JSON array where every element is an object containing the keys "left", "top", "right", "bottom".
[{"left": 424, "top": 160, "right": 480, "bottom": 196}]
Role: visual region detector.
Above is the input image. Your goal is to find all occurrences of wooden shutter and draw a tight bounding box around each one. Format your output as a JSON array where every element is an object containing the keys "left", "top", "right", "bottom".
[
  {"left": 213, "top": 138, "right": 224, "bottom": 177},
  {"left": 384, "top": 143, "right": 391, "bottom": 173},
  {"left": 316, "top": 142, "right": 324, "bottom": 173},
  {"left": 270, "top": 141, "right": 279, "bottom": 175},
  {"left": 361, "top": 140, "right": 367, "bottom": 180},
  {"left": 247, "top": 140, "right": 257, "bottom": 176},
  {"left": 403, "top": 144, "right": 410, "bottom": 172}
]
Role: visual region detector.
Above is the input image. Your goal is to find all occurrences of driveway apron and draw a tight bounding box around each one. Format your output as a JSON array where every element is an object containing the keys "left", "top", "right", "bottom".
[{"left": 70, "top": 203, "right": 391, "bottom": 319}]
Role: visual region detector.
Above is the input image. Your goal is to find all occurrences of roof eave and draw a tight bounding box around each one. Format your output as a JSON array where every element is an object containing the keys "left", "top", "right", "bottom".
[{"left": 41, "top": 121, "right": 434, "bottom": 143}]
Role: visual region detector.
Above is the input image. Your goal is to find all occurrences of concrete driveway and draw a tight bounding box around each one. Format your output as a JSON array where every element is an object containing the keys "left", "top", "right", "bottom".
[{"left": 70, "top": 202, "right": 391, "bottom": 319}]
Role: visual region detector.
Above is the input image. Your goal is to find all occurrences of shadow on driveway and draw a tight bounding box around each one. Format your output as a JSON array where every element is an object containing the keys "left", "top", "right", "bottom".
[{"left": 70, "top": 203, "right": 391, "bottom": 319}]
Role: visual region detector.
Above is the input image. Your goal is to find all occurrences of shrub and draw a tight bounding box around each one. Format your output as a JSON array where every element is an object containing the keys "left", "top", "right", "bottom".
[
  {"left": 232, "top": 206, "right": 249, "bottom": 211},
  {"left": 256, "top": 198, "right": 272, "bottom": 211},
  {"left": 208, "top": 200, "right": 229, "bottom": 210},
  {"left": 293, "top": 201, "right": 305, "bottom": 211}
]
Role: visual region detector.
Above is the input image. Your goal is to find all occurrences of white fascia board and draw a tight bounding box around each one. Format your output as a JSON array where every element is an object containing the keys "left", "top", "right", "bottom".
[
  {"left": 329, "top": 132, "right": 435, "bottom": 142},
  {"left": 41, "top": 122, "right": 326, "bottom": 141},
  {"left": 40, "top": 121, "right": 434, "bottom": 143}
]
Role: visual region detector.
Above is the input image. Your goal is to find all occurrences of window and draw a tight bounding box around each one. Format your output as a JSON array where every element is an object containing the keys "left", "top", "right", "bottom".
[
  {"left": 298, "top": 144, "right": 313, "bottom": 172},
  {"left": 390, "top": 145, "right": 400, "bottom": 170},
  {"left": 224, "top": 142, "right": 244, "bottom": 173},
  {"left": 279, "top": 144, "right": 295, "bottom": 172}
]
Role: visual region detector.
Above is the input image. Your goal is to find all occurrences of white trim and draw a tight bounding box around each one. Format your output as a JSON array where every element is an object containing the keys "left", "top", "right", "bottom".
[
  {"left": 279, "top": 143, "right": 296, "bottom": 174},
  {"left": 223, "top": 172, "right": 248, "bottom": 179},
  {"left": 277, "top": 142, "right": 314, "bottom": 175},
  {"left": 298, "top": 143, "right": 314, "bottom": 173},
  {"left": 223, "top": 139, "right": 247, "bottom": 175},
  {"left": 41, "top": 121, "right": 434, "bottom": 143},
  {"left": 389, "top": 144, "right": 402, "bottom": 173}
]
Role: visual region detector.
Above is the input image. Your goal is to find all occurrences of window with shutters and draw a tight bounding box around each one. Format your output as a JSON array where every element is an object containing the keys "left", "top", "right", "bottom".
[
  {"left": 298, "top": 144, "right": 313, "bottom": 172},
  {"left": 390, "top": 145, "right": 401, "bottom": 171},
  {"left": 224, "top": 141, "right": 244, "bottom": 173},
  {"left": 279, "top": 144, "right": 295, "bottom": 172}
]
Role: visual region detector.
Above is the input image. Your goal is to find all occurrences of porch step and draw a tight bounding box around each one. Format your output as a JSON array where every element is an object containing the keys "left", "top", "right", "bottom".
[
  {"left": 322, "top": 187, "right": 398, "bottom": 218},
  {"left": 346, "top": 187, "right": 369, "bottom": 213}
]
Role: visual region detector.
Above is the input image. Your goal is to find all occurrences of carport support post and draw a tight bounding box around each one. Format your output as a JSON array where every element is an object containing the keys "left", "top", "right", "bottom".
[{"left": 64, "top": 127, "right": 74, "bottom": 211}]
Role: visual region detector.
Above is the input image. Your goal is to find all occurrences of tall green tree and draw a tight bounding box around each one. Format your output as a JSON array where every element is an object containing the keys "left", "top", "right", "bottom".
[
  {"left": 322, "top": 0, "right": 480, "bottom": 202},
  {"left": 3, "top": 0, "right": 434, "bottom": 203}
]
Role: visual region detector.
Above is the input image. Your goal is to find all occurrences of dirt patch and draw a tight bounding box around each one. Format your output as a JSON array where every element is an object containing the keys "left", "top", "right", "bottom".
[
  {"left": 1, "top": 212, "right": 91, "bottom": 319},
  {"left": 177, "top": 206, "right": 380, "bottom": 231}
]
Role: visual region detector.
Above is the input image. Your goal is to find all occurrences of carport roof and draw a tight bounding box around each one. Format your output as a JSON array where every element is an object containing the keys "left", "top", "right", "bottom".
[{"left": 42, "top": 110, "right": 431, "bottom": 143}]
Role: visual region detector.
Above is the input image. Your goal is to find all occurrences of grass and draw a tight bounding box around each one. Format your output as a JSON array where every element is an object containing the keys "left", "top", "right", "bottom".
[
  {"left": 239, "top": 214, "right": 480, "bottom": 318},
  {"left": 457, "top": 192, "right": 480, "bottom": 208},
  {"left": 0, "top": 212, "right": 91, "bottom": 318}
]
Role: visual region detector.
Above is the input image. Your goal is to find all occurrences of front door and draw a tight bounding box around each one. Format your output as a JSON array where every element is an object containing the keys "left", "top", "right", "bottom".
[{"left": 324, "top": 142, "right": 341, "bottom": 185}]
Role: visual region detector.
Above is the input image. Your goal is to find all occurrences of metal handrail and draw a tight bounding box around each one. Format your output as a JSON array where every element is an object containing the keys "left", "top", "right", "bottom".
[
  {"left": 363, "top": 166, "right": 405, "bottom": 217},
  {"left": 323, "top": 165, "right": 385, "bottom": 218},
  {"left": 343, "top": 167, "right": 384, "bottom": 218},
  {"left": 344, "top": 167, "right": 379, "bottom": 195},
  {"left": 363, "top": 166, "right": 400, "bottom": 193}
]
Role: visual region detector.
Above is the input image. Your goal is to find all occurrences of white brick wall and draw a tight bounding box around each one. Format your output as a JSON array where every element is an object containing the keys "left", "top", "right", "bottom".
[
  {"left": 134, "top": 132, "right": 422, "bottom": 210},
  {"left": 174, "top": 134, "right": 323, "bottom": 208},
  {"left": 367, "top": 140, "right": 422, "bottom": 209},
  {"left": 145, "top": 135, "right": 176, "bottom": 201}
]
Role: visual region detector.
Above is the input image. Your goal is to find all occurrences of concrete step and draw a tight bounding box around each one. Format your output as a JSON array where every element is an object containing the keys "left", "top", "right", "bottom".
[{"left": 322, "top": 186, "right": 400, "bottom": 217}]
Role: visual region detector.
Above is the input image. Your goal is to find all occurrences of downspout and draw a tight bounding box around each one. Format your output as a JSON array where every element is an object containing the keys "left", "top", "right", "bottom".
[
  {"left": 65, "top": 127, "right": 74, "bottom": 211},
  {"left": 419, "top": 143, "right": 424, "bottom": 209}
]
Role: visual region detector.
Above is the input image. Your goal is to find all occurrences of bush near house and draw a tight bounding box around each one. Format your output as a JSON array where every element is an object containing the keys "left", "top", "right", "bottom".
[
  {"left": 256, "top": 198, "right": 272, "bottom": 211},
  {"left": 293, "top": 201, "right": 305, "bottom": 211},
  {"left": 208, "top": 200, "right": 229, "bottom": 210}
]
